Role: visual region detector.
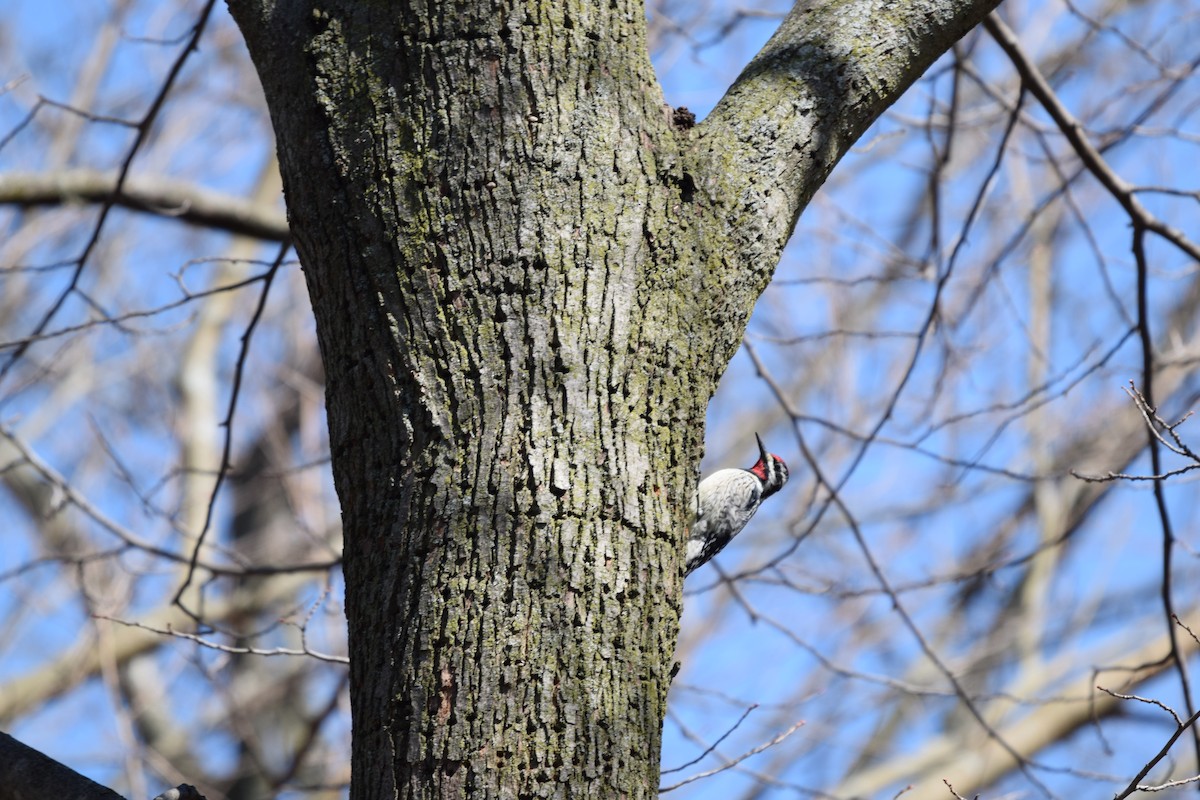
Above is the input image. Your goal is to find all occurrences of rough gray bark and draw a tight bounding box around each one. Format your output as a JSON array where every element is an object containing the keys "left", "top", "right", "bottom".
[{"left": 223, "top": 0, "right": 1002, "bottom": 797}]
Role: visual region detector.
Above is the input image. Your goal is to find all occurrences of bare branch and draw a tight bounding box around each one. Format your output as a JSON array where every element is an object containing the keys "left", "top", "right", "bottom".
[
  {"left": 1113, "top": 707, "right": 1200, "bottom": 800},
  {"left": 691, "top": 0, "right": 1004, "bottom": 306},
  {"left": 661, "top": 704, "right": 759, "bottom": 776},
  {"left": 96, "top": 616, "right": 349, "bottom": 665},
  {"left": 0, "top": 0, "right": 222, "bottom": 386},
  {"left": 658, "top": 720, "right": 805, "bottom": 792},
  {"left": 982, "top": 14, "right": 1200, "bottom": 265},
  {"left": 0, "top": 170, "right": 289, "bottom": 241}
]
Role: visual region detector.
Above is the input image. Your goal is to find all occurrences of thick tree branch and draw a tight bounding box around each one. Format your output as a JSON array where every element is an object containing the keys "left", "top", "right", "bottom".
[
  {"left": 691, "top": 0, "right": 1002, "bottom": 295},
  {"left": 0, "top": 732, "right": 209, "bottom": 800},
  {"left": 0, "top": 731, "right": 124, "bottom": 800},
  {"left": 0, "top": 170, "right": 289, "bottom": 242}
]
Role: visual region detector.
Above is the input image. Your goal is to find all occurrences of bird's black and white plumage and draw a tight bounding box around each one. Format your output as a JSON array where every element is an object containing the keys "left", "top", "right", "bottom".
[{"left": 685, "top": 433, "right": 789, "bottom": 576}]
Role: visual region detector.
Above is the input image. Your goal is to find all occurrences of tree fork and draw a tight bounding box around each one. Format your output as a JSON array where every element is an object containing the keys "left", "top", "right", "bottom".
[{"left": 226, "top": 0, "right": 1003, "bottom": 796}]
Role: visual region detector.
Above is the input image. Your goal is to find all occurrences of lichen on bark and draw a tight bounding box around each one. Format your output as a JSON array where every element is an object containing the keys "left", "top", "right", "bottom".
[{"left": 225, "top": 0, "right": 1004, "bottom": 796}]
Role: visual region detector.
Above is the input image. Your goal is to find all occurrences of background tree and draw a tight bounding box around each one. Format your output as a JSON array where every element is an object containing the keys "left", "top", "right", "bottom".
[{"left": 2, "top": 1, "right": 1200, "bottom": 799}]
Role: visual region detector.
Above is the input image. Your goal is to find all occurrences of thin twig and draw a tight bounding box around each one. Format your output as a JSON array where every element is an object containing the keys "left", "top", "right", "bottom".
[
  {"left": 660, "top": 704, "right": 759, "bottom": 776},
  {"left": 173, "top": 241, "right": 290, "bottom": 615},
  {"left": 0, "top": 424, "right": 338, "bottom": 577},
  {"left": 95, "top": 615, "right": 349, "bottom": 665},
  {"left": 0, "top": 0, "right": 220, "bottom": 387},
  {"left": 658, "top": 721, "right": 805, "bottom": 792},
  {"left": 1096, "top": 685, "right": 1182, "bottom": 727},
  {"left": 1112, "top": 707, "right": 1200, "bottom": 800}
]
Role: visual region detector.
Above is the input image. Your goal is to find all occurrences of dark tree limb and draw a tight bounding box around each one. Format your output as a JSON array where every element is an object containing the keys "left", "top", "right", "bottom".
[
  {"left": 0, "top": 730, "right": 209, "bottom": 800},
  {"left": 0, "top": 730, "right": 125, "bottom": 800}
]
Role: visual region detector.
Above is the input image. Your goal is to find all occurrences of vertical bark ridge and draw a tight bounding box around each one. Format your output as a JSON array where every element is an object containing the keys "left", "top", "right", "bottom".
[{"left": 230, "top": 1, "right": 709, "bottom": 797}]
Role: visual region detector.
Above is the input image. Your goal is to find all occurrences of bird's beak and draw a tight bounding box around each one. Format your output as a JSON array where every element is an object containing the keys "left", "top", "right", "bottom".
[{"left": 755, "top": 432, "right": 767, "bottom": 461}]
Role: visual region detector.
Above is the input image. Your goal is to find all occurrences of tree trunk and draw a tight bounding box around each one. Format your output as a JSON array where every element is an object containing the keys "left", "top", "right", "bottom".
[{"left": 225, "top": 0, "right": 1001, "bottom": 796}]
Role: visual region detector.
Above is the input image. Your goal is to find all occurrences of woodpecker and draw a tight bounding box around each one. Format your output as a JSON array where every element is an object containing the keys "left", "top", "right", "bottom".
[{"left": 685, "top": 433, "right": 789, "bottom": 576}]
